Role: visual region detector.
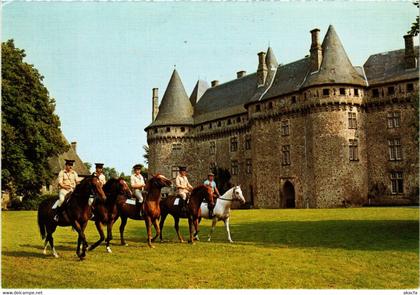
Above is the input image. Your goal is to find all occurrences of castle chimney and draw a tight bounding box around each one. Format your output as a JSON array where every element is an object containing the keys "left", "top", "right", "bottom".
[
  {"left": 71, "top": 141, "right": 77, "bottom": 152},
  {"left": 257, "top": 52, "right": 268, "bottom": 86},
  {"left": 152, "top": 88, "right": 159, "bottom": 121},
  {"left": 310, "top": 28, "right": 322, "bottom": 72},
  {"left": 211, "top": 80, "right": 219, "bottom": 87},
  {"left": 404, "top": 34, "right": 417, "bottom": 69},
  {"left": 237, "top": 70, "right": 246, "bottom": 78}
]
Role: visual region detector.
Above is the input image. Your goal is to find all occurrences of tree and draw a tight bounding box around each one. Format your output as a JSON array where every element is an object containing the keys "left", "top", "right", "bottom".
[
  {"left": 2, "top": 40, "right": 67, "bottom": 198},
  {"left": 103, "top": 167, "right": 118, "bottom": 180},
  {"left": 84, "top": 162, "right": 92, "bottom": 173},
  {"left": 408, "top": 1, "right": 419, "bottom": 36},
  {"left": 143, "top": 145, "right": 149, "bottom": 165}
]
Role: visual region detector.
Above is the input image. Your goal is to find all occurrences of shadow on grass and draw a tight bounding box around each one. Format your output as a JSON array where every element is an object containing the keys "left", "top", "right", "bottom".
[
  {"left": 223, "top": 219, "right": 419, "bottom": 252},
  {"left": 2, "top": 250, "right": 48, "bottom": 259}
]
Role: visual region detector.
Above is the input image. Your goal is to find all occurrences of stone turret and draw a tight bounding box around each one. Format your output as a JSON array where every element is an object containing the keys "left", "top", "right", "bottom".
[
  {"left": 303, "top": 25, "right": 367, "bottom": 88},
  {"left": 147, "top": 69, "right": 193, "bottom": 128}
]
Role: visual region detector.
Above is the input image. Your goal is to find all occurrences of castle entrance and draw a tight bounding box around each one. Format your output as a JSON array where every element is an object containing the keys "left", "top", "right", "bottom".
[{"left": 282, "top": 181, "right": 295, "bottom": 208}]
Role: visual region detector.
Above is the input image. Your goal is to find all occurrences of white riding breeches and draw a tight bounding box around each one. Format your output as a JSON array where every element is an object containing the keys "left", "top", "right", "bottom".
[
  {"left": 178, "top": 192, "right": 187, "bottom": 200},
  {"left": 52, "top": 189, "right": 70, "bottom": 209},
  {"left": 134, "top": 189, "right": 143, "bottom": 203}
]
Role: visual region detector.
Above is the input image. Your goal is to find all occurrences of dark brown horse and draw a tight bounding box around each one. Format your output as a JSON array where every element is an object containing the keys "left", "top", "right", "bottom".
[
  {"left": 88, "top": 178, "right": 132, "bottom": 253},
  {"left": 37, "top": 176, "right": 106, "bottom": 259},
  {"left": 115, "top": 174, "right": 171, "bottom": 248},
  {"left": 159, "top": 185, "right": 214, "bottom": 244}
]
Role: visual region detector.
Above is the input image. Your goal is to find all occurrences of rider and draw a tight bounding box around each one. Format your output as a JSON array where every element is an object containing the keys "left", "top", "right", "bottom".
[
  {"left": 131, "top": 164, "right": 145, "bottom": 216},
  {"left": 53, "top": 159, "right": 79, "bottom": 222},
  {"left": 93, "top": 163, "right": 106, "bottom": 186},
  {"left": 175, "top": 166, "right": 193, "bottom": 214},
  {"left": 203, "top": 172, "right": 220, "bottom": 218}
]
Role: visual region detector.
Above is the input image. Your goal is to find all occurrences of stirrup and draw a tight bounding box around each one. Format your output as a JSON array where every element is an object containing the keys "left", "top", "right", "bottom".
[{"left": 54, "top": 215, "right": 59, "bottom": 222}]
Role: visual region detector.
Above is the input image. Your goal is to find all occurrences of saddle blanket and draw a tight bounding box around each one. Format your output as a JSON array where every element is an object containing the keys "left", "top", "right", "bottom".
[
  {"left": 125, "top": 199, "right": 136, "bottom": 205},
  {"left": 174, "top": 198, "right": 180, "bottom": 206}
]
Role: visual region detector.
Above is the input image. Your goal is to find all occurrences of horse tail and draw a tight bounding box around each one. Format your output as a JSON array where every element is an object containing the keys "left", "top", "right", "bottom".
[{"left": 37, "top": 209, "right": 46, "bottom": 240}]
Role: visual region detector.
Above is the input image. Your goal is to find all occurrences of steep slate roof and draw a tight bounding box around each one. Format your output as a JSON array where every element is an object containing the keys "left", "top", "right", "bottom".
[
  {"left": 302, "top": 25, "right": 367, "bottom": 88},
  {"left": 266, "top": 46, "right": 279, "bottom": 70},
  {"left": 48, "top": 136, "right": 90, "bottom": 176},
  {"left": 193, "top": 73, "right": 258, "bottom": 123},
  {"left": 363, "top": 46, "right": 419, "bottom": 85},
  {"left": 189, "top": 80, "right": 209, "bottom": 106},
  {"left": 148, "top": 70, "right": 193, "bottom": 128},
  {"left": 259, "top": 57, "right": 310, "bottom": 101}
]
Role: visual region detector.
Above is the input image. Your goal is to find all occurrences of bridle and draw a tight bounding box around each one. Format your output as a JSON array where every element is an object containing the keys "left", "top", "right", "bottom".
[{"left": 217, "top": 186, "right": 238, "bottom": 202}]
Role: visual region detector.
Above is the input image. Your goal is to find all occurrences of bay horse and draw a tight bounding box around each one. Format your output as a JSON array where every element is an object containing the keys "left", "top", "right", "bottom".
[
  {"left": 88, "top": 178, "right": 132, "bottom": 253},
  {"left": 159, "top": 185, "right": 214, "bottom": 244},
  {"left": 37, "top": 176, "right": 106, "bottom": 259},
  {"left": 199, "top": 185, "right": 245, "bottom": 243},
  {"left": 115, "top": 174, "right": 172, "bottom": 248}
]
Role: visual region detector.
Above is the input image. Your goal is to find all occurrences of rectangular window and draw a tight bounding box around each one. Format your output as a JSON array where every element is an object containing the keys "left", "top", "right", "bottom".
[
  {"left": 231, "top": 160, "right": 239, "bottom": 176},
  {"left": 171, "top": 166, "right": 179, "bottom": 179},
  {"left": 339, "top": 88, "right": 346, "bottom": 95},
  {"left": 227, "top": 119, "right": 232, "bottom": 125},
  {"left": 354, "top": 88, "right": 359, "bottom": 97},
  {"left": 348, "top": 112, "right": 357, "bottom": 129},
  {"left": 246, "top": 159, "right": 252, "bottom": 174},
  {"left": 281, "top": 120, "right": 290, "bottom": 136},
  {"left": 291, "top": 96, "right": 297, "bottom": 104},
  {"left": 172, "top": 143, "right": 182, "bottom": 154},
  {"left": 387, "top": 111, "right": 401, "bottom": 128},
  {"left": 230, "top": 137, "right": 238, "bottom": 152},
  {"left": 390, "top": 172, "right": 404, "bottom": 194},
  {"left": 407, "top": 83, "right": 414, "bottom": 92},
  {"left": 349, "top": 139, "right": 359, "bottom": 161},
  {"left": 209, "top": 141, "right": 216, "bottom": 155},
  {"left": 372, "top": 89, "right": 379, "bottom": 97},
  {"left": 245, "top": 135, "right": 251, "bottom": 150},
  {"left": 255, "top": 104, "right": 261, "bottom": 112},
  {"left": 209, "top": 123, "right": 212, "bottom": 129},
  {"left": 323, "top": 88, "right": 330, "bottom": 96},
  {"left": 388, "top": 86, "right": 395, "bottom": 95},
  {"left": 282, "top": 145, "right": 291, "bottom": 166},
  {"left": 388, "top": 138, "right": 402, "bottom": 161}
]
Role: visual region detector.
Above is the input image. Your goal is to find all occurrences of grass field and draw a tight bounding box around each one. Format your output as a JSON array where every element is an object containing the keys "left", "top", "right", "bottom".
[{"left": 1, "top": 207, "right": 419, "bottom": 289}]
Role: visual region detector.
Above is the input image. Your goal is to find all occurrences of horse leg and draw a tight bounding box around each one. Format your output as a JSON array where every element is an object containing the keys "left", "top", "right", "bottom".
[
  {"left": 144, "top": 216, "right": 154, "bottom": 248},
  {"left": 47, "top": 231, "right": 59, "bottom": 258},
  {"left": 72, "top": 220, "right": 86, "bottom": 259},
  {"left": 193, "top": 217, "right": 200, "bottom": 241},
  {"left": 224, "top": 217, "right": 233, "bottom": 243},
  {"left": 80, "top": 221, "right": 89, "bottom": 259},
  {"left": 208, "top": 217, "right": 217, "bottom": 242},
  {"left": 88, "top": 221, "right": 105, "bottom": 251},
  {"left": 151, "top": 218, "right": 160, "bottom": 242},
  {"left": 119, "top": 216, "right": 128, "bottom": 246},
  {"left": 174, "top": 216, "right": 185, "bottom": 243},
  {"left": 159, "top": 212, "right": 168, "bottom": 242},
  {"left": 188, "top": 217, "right": 194, "bottom": 244},
  {"left": 43, "top": 239, "right": 49, "bottom": 255},
  {"left": 105, "top": 219, "right": 115, "bottom": 253}
]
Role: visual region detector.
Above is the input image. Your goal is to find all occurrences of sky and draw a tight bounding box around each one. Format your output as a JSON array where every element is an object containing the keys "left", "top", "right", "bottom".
[{"left": 2, "top": 1, "right": 418, "bottom": 175}]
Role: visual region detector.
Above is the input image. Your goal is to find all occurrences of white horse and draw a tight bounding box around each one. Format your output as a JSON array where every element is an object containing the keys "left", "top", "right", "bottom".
[{"left": 199, "top": 185, "right": 246, "bottom": 243}]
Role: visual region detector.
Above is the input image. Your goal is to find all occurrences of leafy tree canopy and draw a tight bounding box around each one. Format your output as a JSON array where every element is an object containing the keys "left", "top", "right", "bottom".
[{"left": 2, "top": 39, "right": 67, "bottom": 198}]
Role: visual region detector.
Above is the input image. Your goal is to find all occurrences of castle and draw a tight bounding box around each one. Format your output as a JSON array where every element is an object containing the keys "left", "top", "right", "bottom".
[{"left": 145, "top": 25, "right": 419, "bottom": 208}]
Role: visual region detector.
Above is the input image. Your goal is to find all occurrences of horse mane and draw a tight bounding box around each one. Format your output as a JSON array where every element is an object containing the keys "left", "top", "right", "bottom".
[
  {"left": 72, "top": 176, "right": 94, "bottom": 196},
  {"left": 103, "top": 178, "right": 119, "bottom": 193}
]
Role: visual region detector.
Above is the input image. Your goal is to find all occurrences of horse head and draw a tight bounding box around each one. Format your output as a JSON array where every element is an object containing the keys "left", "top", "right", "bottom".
[
  {"left": 118, "top": 178, "right": 133, "bottom": 198},
  {"left": 91, "top": 176, "right": 107, "bottom": 202},
  {"left": 203, "top": 185, "right": 215, "bottom": 208},
  {"left": 148, "top": 174, "right": 172, "bottom": 189},
  {"left": 232, "top": 185, "right": 246, "bottom": 204}
]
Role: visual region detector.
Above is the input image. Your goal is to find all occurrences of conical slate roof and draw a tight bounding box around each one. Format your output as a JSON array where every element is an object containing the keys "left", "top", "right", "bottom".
[
  {"left": 148, "top": 70, "right": 193, "bottom": 128},
  {"left": 303, "top": 25, "right": 367, "bottom": 88},
  {"left": 189, "top": 79, "right": 209, "bottom": 106},
  {"left": 265, "top": 46, "right": 279, "bottom": 70}
]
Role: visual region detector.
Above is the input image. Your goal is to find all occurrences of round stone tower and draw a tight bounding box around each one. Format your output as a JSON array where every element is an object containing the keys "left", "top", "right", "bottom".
[
  {"left": 145, "top": 69, "right": 194, "bottom": 181},
  {"left": 302, "top": 25, "right": 369, "bottom": 207}
]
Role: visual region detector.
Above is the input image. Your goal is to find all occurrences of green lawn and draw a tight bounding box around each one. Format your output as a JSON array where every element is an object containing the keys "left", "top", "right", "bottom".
[{"left": 2, "top": 207, "right": 419, "bottom": 289}]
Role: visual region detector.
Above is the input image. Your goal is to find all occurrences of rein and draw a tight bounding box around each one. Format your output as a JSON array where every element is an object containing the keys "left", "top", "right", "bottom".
[{"left": 215, "top": 187, "right": 238, "bottom": 202}]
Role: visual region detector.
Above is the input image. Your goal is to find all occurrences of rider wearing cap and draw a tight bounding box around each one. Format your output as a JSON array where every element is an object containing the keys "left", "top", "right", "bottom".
[
  {"left": 204, "top": 172, "right": 220, "bottom": 218},
  {"left": 131, "top": 164, "right": 145, "bottom": 204},
  {"left": 175, "top": 166, "right": 193, "bottom": 214},
  {"left": 53, "top": 159, "right": 79, "bottom": 221},
  {"left": 93, "top": 163, "right": 106, "bottom": 186}
]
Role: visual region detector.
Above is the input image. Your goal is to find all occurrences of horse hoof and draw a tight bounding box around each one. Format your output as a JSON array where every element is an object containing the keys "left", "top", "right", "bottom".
[
  {"left": 188, "top": 240, "right": 195, "bottom": 244},
  {"left": 207, "top": 238, "right": 211, "bottom": 242},
  {"left": 148, "top": 245, "right": 155, "bottom": 249},
  {"left": 43, "top": 250, "right": 47, "bottom": 255},
  {"left": 106, "top": 247, "right": 112, "bottom": 253},
  {"left": 53, "top": 253, "right": 59, "bottom": 258},
  {"left": 87, "top": 246, "right": 92, "bottom": 251},
  {"left": 229, "top": 240, "right": 234, "bottom": 243}
]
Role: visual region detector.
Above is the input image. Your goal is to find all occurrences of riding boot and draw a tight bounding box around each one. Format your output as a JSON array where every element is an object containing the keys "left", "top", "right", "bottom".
[
  {"left": 53, "top": 206, "right": 62, "bottom": 222},
  {"left": 181, "top": 199, "right": 187, "bottom": 216}
]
